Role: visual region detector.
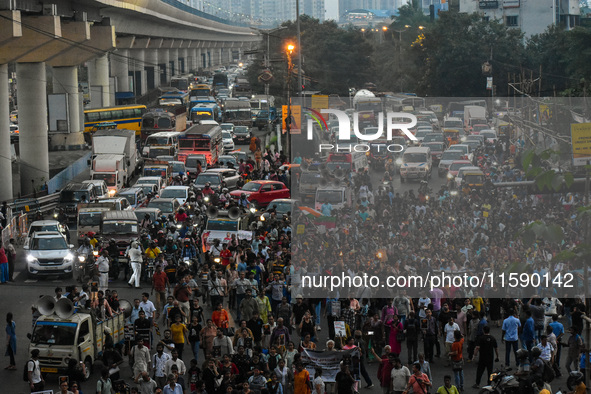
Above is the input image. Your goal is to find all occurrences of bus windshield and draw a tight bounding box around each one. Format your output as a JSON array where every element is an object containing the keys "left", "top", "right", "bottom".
[{"left": 179, "top": 139, "right": 211, "bottom": 150}]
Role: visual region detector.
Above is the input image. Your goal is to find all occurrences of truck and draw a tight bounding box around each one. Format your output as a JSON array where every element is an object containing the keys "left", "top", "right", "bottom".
[
  {"left": 28, "top": 298, "right": 127, "bottom": 379},
  {"left": 91, "top": 129, "right": 142, "bottom": 189},
  {"left": 463, "top": 105, "right": 487, "bottom": 133},
  {"left": 223, "top": 99, "right": 252, "bottom": 126},
  {"left": 91, "top": 154, "right": 126, "bottom": 192}
]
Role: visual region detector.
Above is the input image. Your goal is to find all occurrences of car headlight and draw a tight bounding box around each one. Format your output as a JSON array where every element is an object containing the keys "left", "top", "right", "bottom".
[
  {"left": 64, "top": 253, "right": 74, "bottom": 261},
  {"left": 395, "top": 158, "right": 403, "bottom": 165},
  {"left": 26, "top": 255, "right": 38, "bottom": 263},
  {"left": 447, "top": 173, "right": 454, "bottom": 179}
]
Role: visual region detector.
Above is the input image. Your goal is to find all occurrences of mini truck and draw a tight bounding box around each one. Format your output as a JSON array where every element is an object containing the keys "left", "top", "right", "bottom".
[{"left": 28, "top": 297, "right": 127, "bottom": 379}]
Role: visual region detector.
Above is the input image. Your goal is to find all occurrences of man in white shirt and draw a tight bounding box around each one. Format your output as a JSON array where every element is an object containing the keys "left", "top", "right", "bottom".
[
  {"left": 536, "top": 335, "right": 555, "bottom": 363},
  {"left": 391, "top": 357, "right": 411, "bottom": 394},
  {"left": 139, "top": 292, "right": 157, "bottom": 323},
  {"left": 418, "top": 296, "right": 431, "bottom": 319},
  {"left": 444, "top": 317, "right": 460, "bottom": 362},
  {"left": 152, "top": 343, "right": 172, "bottom": 389},
  {"left": 96, "top": 250, "right": 110, "bottom": 291},
  {"left": 127, "top": 241, "right": 143, "bottom": 288}
]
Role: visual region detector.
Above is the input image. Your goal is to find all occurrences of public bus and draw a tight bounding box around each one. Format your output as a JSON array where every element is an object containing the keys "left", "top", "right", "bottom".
[
  {"left": 190, "top": 84, "right": 212, "bottom": 101},
  {"left": 212, "top": 73, "right": 228, "bottom": 88},
  {"left": 140, "top": 109, "right": 187, "bottom": 142},
  {"left": 326, "top": 151, "right": 369, "bottom": 173},
  {"left": 158, "top": 90, "right": 189, "bottom": 110},
  {"left": 385, "top": 94, "right": 426, "bottom": 112},
  {"left": 190, "top": 103, "right": 221, "bottom": 124},
  {"left": 177, "top": 123, "right": 223, "bottom": 165},
  {"left": 170, "top": 76, "right": 190, "bottom": 92},
  {"left": 84, "top": 104, "right": 147, "bottom": 135}
]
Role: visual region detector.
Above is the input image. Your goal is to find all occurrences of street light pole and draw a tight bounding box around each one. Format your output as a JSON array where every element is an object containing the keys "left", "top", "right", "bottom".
[
  {"left": 296, "top": 0, "right": 303, "bottom": 100},
  {"left": 286, "top": 44, "right": 295, "bottom": 159}
]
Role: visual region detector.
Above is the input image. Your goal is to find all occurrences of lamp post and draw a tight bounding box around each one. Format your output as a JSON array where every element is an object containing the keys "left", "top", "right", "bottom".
[
  {"left": 285, "top": 43, "right": 295, "bottom": 159},
  {"left": 389, "top": 25, "right": 423, "bottom": 92}
]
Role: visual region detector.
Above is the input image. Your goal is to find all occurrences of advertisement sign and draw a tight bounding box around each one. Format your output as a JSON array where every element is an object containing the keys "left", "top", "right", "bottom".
[
  {"left": 311, "top": 95, "right": 329, "bottom": 120},
  {"left": 282, "top": 105, "right": 302, "bottom": 134},
  {"left": 571, "top": 123, "right": 591, "bottom": 166}
]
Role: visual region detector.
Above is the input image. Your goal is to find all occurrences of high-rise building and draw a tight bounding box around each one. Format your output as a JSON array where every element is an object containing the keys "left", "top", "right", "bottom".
[{"left": 458, "top": 0, "right": 580, "bottom": 37}]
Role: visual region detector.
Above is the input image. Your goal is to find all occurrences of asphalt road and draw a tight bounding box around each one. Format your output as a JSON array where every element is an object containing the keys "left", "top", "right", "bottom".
[{"left": 0, "top": 132, "right": 574, "bottom": 393}]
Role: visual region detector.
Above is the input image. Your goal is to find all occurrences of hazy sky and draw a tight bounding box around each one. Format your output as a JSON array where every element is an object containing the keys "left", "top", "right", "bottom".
[{"left": 325, "top": 0, "right": 339, "bottom": 20}]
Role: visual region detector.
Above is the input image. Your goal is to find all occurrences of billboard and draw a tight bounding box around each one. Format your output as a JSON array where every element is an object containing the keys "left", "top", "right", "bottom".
[
  {"left": 282, "top": 105, "right": 301, "bottom": 134},
  {"left": 571, "top": 123, "right": 591, "bottom": 166}
]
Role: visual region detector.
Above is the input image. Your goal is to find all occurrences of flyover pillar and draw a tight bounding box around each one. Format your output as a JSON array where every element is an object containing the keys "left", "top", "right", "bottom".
[
  {"left": 88, "top": 53, "right": 110, "bottom": 108},
  {"left": 110, "top": 49, "right": 129, "bottom": 94},
  {"left": 0, "top": 64, "right": 12, "bottom": 200},
  {"left": 158, "top": 49, "right": 170, "bottom": 85},
  {"left": 130, "top": 49, "right": 146, "bottom": 96},
  {"left": 170, "top": 48, "right": 178, "bottom": 76},
  {"left": 17, "top": 62, "right": 49, "bottom": 195},
  {"left": 52, "top": 66, "right": 81, "bottom": 134},
  {"left": 144, "top": 50, "right": 158, "bottom": 90},
  {"left": 191, "top": 48, "right": 198, "bottom": 71},
  {"left": 179, "top": 48, "right": 187, "bottom": 74}
]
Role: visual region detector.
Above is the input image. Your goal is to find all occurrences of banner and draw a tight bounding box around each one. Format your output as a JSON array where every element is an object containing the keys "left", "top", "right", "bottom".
[
  {"left": 571, "top": 123, "right": 591, "bottom": 166},
  {"left": 282, "top": 105, "right": 302, "bottom": 134},
  {"left": 300, "top": 348, "right": 360, "bottom": 382}
]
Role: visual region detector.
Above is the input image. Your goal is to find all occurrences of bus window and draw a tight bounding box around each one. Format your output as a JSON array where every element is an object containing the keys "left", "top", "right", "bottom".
[
  {"left": 112, "top": 110, "right": 123, "bottom": 119},
  {"left": 86, "top": 112, "right": 99, "bottom": 122},
  {"left": 134, "top": 108, "right": 144, "bottom": 117},
  {"left": 122, "top": 109, "right": 134, "bottom": 118},
  {"left": 99, "top": 111, "right": 112, "bottom": 121}
]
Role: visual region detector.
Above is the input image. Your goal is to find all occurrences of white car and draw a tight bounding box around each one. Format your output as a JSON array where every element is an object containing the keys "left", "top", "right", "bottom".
[
  {"left": 25, "top": 220, "right": 70, "bottom": 249},
  {"left": 136, "top": 176, "right": 165, "bottom": 192},
  {"left": 159, "top": 186, "right": 190, "bottom": 205},
  {"left": 449, "top": 144, "right": 474, "bottom": 162},
  {"left": 480, "top": 130, "right": 498, "bottom": 144},
  {"left": 220, "top": 123, "right": 234, "bottom": 133},
  {"left": 25, "top": 231, "right": 75, "bottom": 279},
  {"left": 222, "top": 131, "right": 235, "bottom": 153}
]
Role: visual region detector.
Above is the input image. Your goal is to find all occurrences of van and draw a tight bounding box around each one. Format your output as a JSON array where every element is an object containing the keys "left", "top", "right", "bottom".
[
  {"left": 97, "top": 197, "right": 132, "bottom": 211},
  {"left": 116, "top": 187, "right": 146, "bottom": 209},
  {"left": 100, "top": 211, "right": 139, "bottom": 258},
  {"left": 58, "top": 183, "right": 98, "bottom": 222},
  {"left": 82, "top": 179, "right": 110, "bottom": 199},
  {"left": 399, "top": 147, "right": 432, "bottom": 182},
  {"left": 314, "top": 186, "right": 352, "bottom": 211},
  {"left": 142, "top": 131, "right": 182, "bottom": 158}
]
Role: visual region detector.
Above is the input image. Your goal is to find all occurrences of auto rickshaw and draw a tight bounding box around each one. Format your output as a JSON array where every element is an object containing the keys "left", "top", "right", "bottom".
[{"left": 444, "top": 129, "right": 460, "bottom": 147}]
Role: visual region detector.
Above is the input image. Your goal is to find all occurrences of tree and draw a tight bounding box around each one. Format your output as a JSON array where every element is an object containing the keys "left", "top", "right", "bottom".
[{"left": 409, "top": 12, "right": 525, "bottom": 96}]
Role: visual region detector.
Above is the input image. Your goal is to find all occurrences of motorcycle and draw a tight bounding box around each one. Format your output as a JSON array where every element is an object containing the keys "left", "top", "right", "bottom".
[
  {"left": 75, "top": 250, "right": 99, "bottom": 283},
  {"left": 479, "top": 367, "right": 520, "bottom": 394}
]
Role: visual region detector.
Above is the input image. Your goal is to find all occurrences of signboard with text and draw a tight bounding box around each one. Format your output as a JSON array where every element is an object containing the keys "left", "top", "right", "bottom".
[{"left": 571, "top": 123, "right": 591, "bottom": 166}]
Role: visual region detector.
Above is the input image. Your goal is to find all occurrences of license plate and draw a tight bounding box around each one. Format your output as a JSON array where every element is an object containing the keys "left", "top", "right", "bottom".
[{"left": 41, "top": 367, "right": 57, "bottom": 373}]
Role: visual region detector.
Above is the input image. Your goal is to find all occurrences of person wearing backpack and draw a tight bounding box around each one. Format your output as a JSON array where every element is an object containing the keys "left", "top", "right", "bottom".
[{"left": 25, "top": 349, "right": 44, "bottom": 392}]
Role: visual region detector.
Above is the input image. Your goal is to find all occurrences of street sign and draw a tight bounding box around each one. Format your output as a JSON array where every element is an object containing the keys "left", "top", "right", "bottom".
[
  {"left": 486, "top": 77, "right": 493, "bottom": 90},
  {"left": 571, "top": 123, "right": 591, "bottom": 166}
]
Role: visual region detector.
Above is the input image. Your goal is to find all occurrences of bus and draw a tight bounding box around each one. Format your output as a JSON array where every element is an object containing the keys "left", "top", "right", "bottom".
[
  {"left": 140, "top": 109, "right": 187, "bottom": 142},
  {"left": 170, "top": 76, "right": 190, "bottom": 92},
  {"left": 158, "top": 90, "right": 189, "bottom": 110},
  {"left": 189, "top": 84, "right": 212, "bottom": 101},
  {"left": 177, "top": 123, "right": 223, "bottom": 165},
  {"left": 223, "top": 99, "right": 251, "bottom": 126},
  {"left": 212, "top": 73, "right": 228, "bottom": 88},
  {"left": 326, "top": 151, "right": 369, "bottom": 173},
  {"left": 385, "top": 94, "right": 426, "bottom": 112},
  {"left": 84, "top": 104, "right": 147, "bottom": 135},
  {"left": 190, "top": 103, "right": 221, "bottom": 124}
]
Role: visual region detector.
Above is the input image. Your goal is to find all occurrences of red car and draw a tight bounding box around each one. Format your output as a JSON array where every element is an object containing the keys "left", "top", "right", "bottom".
[{"left": 230, "top": 180, "right": 290, "bottom": 208}]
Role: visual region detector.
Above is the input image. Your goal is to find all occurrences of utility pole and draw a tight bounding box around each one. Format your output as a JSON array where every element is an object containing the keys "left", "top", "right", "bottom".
[{"left": 296, "top": 0, "right": 302, "bottom": 101}]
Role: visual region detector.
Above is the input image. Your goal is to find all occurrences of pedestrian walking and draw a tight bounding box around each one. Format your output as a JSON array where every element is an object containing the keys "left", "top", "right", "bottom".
[
  {"left": 471, "top": 325, "right": 499, "bottom": 389},
  {"left": 6, "top": 238, "right": 15, "bottom": 282},
  {"left": 4, "top": 312, "right": 16, "bottom": 370},
  {"left": 127, "top": 241, "right": 143, "bottom": 289},
  {"left": 0, "top": 241, "right": 9, "bottom": 284}
]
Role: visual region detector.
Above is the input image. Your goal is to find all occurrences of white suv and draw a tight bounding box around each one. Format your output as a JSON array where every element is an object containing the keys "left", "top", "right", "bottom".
[{"left": 25, "top": 232, "right": 75, "bottom": 279}]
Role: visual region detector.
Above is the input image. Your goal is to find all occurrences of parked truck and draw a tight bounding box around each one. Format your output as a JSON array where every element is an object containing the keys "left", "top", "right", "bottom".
[
  {"left": 91, "top": 129, "right": 142, "bottom": 189},
  {"left": 28, "top": 296, "right": 128, "bottom": 379},
  {"left": 223, "top": 99, "right": 252, "bottom": 126}
]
